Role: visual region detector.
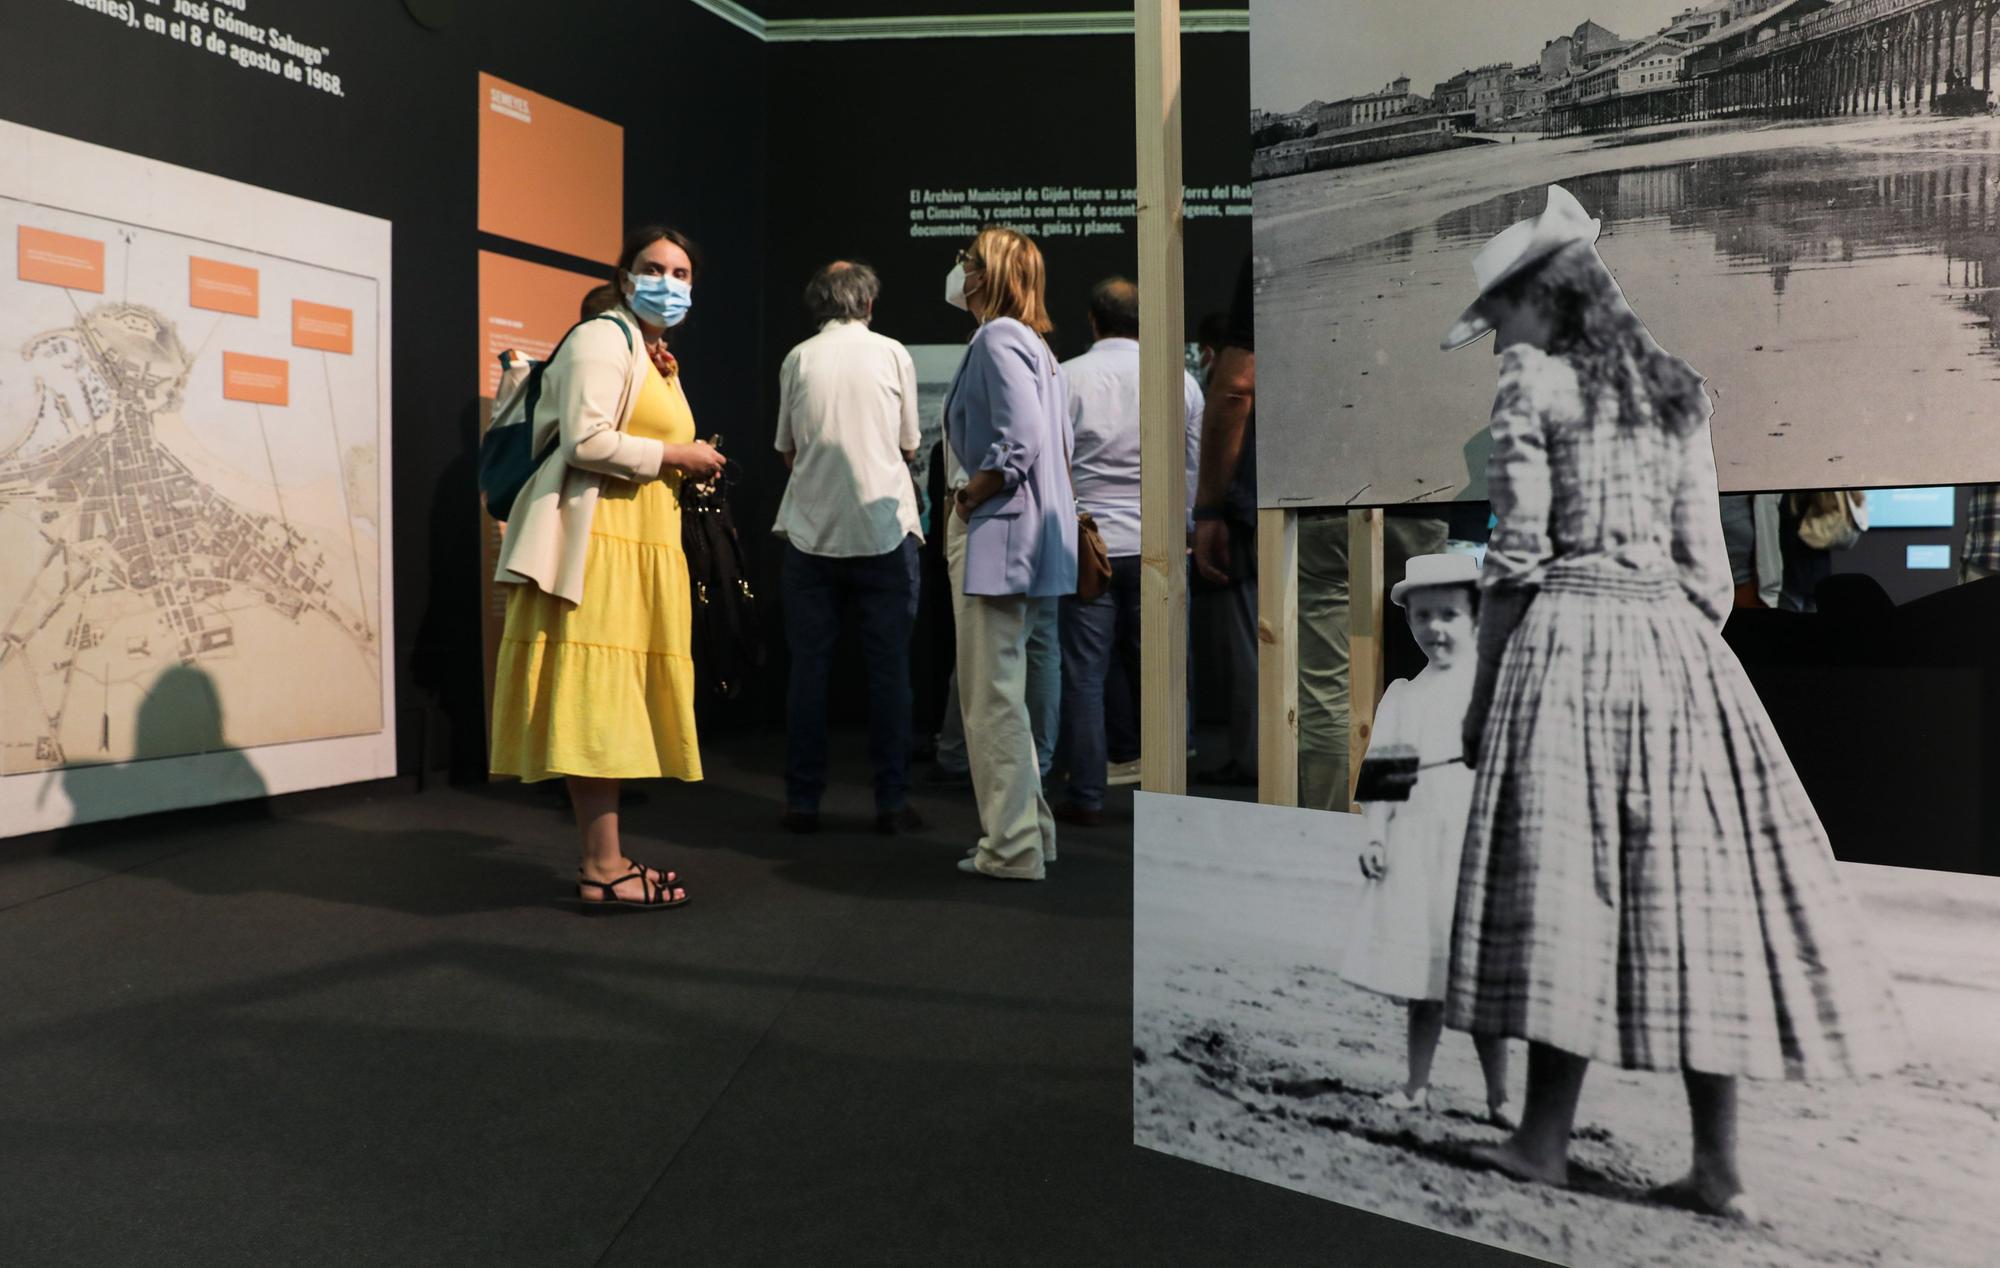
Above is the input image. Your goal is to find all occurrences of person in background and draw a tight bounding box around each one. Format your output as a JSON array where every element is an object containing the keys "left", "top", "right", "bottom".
[
  {"left": 772, "top": 261, "right": 924, "bottom": 836},
  {"left": 489, "top": 224, "right": 726, "bottom": 911},
  {"left": 1191, "top": 259, "right": 1259, "bottom": 786},
  {"left": 1775, "top": 492, "right": 1837, "bottom": 612},
  {"left": 1964, "top": 485, "right": 2000, "bottom": 583},
  {"left": 942, "top": 226, "right": 1075, "bottom": 880},
  {"left": 580, "top": 283, "right": 622, "bottom": 322},
  {"left": 1193, "top": 311, "right": 1228, "bottom": 387},
  {"left": 1050, "top": 278, "right": 1203, "bottom": 826}
]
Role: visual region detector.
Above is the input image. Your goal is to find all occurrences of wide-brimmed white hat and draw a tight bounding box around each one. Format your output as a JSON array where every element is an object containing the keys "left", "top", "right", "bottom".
[
  {"left": 1440, "top": 184, "right": 1601, "bottom": 351},
  {"left": 1390, "top": 551, "right": 1481, "bottom": 607}
]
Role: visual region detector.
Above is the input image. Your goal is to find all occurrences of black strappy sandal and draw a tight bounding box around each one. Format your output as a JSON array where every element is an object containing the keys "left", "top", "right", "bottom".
[{"left": 577, "top": 863, "right": 689, "bottom": 913}]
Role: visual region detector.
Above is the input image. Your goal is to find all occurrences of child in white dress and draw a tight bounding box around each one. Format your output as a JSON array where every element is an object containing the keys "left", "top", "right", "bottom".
[{"left": 1340, "top": 552, "right": 1513, "bottom": 1125}]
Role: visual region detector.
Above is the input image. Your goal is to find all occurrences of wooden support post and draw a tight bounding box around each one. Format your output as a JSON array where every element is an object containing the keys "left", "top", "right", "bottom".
[
  {"left": 1255, "top": 508, "right": 1298, "bottom": 808},
  {"left": 1987, "top": 3, "right": 1994, "bottom": 93},
  {"left": 1135, "top": 0, "right": 1187, "bottom": 796},
  {"left": 1344, "top": 508, "right": 1385, "bottom": 812}
]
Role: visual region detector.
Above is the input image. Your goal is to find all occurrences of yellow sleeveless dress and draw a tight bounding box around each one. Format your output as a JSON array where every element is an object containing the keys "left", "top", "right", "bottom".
[{"left": 489, "top": 359, "right": 703, "bottom": 783}]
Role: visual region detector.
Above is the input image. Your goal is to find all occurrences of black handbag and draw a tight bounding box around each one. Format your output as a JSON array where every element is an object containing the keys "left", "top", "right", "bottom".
[{"left": 680, "top": 436, "right": 764, "bottom": 698}]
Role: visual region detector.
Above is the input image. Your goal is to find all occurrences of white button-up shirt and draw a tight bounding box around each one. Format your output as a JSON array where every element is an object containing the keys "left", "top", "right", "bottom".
[
  {"left": 773, "top": 319, "right": 923, "bottom": 558},
  {"left": 1058, "top": 337, "right": 1204, "bottom": 559}
]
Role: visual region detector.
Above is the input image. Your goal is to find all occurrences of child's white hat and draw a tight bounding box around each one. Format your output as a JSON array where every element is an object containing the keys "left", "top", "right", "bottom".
[
  {"left": 1390, "top": 551, "right": 1481, "bottom": 607},
  {"left": 1440, "top": 184, "right": 1601, "bottom": 351}
]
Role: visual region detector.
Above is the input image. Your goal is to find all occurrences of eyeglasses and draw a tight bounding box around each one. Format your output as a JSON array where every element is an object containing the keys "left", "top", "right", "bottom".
[{"left": 956, "top": 248, "right": 983, "bottom": 271}]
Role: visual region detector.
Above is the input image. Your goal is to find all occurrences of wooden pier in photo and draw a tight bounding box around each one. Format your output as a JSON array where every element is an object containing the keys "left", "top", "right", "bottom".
[{"left": 1552, "top": 0, "right": 1999, "bottom": 135}]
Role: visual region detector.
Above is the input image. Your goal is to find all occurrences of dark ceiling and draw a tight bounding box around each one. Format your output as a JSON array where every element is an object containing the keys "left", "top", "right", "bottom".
[{"left": 748, "top": 0, "right": 1246, "bottom": 19}]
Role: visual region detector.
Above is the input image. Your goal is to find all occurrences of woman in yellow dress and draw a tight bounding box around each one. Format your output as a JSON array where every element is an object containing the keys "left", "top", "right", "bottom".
[{"left": 489, "top": 225, "right": 726, "bottom": 911}]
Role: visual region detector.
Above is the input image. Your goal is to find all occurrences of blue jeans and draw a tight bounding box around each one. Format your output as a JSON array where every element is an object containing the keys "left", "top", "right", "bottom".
[
  {"left": 1059, "top": 555, "right": 1142, "bottom": 810},
  {"left": 936, "top": 598, "right": 1057, "bottom": 778},
  {"left": 783, "top": 536, "right": 920, "bottom": 813}
]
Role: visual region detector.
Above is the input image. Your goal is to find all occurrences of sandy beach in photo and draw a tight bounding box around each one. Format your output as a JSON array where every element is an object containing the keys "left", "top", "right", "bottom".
[
  {"left": 1253, "top": 115, "right": 2000, "bottom": 506},
  {"left": 1133, "top": 795, "right": 2000, "bottom": 1268}
]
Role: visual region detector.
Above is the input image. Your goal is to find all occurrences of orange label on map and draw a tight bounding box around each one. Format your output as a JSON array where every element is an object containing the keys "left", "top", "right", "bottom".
[
  {"left": 222, "top": 353, "right": 290, "bottom": 406},
  {"left": 477, "top": 72, "right": 623, "bottom": 263},
  {"left": 292, "top": 300, "right": 355, "bottom": 354},
  {"left": 18, "top": 226, "right": 105, "bottom": 292},
  {"left": 189, "top": 257, "right": 260, "bottom": 316},
  {"left": 477, "top": 250, "right": 605, "bottom": 398}
]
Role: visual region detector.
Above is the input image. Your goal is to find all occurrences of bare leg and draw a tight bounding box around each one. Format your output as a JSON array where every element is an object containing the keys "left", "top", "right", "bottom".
[
  {"left": 568, "top": 776, "right": 684, "bottom": 902},
  {"left": 1651, "top": 1070, "right": 1760, "bottom": 1221},
  {"left": 1473, "top": 1033, "right": 1513, "bottom": 1121},
  {"left": 1468, "top": 1041, "right": 1588, "bottom": 1186},
  {"left": 1404, "top": 1001, "right": 1446, "bottom": 1096}
]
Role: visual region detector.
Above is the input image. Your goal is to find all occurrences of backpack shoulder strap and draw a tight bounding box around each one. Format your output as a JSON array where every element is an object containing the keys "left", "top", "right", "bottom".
[{"left": 524, "top": 312, "right": 635, "bottom": 455}]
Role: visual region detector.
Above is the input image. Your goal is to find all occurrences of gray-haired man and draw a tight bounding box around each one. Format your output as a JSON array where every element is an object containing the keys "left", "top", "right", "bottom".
[{"left": 773, "top": 261, "right": 924, "bottom": 835}]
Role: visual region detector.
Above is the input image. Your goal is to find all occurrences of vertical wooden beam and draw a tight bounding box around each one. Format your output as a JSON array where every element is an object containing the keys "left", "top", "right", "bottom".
[
  {"left": 1987, "top": 3, "right": 1994, "bottom": 94},
  {"left": 1135, "top": 0, "right": 1187, "bottom": 796},
  {"left": 1255, "top": 508, "right": 1298, "bottom": 807},
  {"left": 1344, "top": 508, "right": 1385, "bottom": 812}
]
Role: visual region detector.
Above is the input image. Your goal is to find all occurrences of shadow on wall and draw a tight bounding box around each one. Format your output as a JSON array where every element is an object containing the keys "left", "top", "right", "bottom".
[
  {"left": 410, "top": 399, "right": 489, "bottom": 784},
  {"left": 51, "top": 663, "right": 271, "bottom": 828},
  {"left": 42, "top": 662, "right": 549, "bottom": 916}
]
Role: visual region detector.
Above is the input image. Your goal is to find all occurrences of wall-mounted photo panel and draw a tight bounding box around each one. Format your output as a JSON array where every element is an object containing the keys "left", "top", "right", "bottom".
[
  {"left": 1251, "top": 0, "right": 2000, "bottom": 507},
  {"left": 0, "top": 121, "right": 394, "bottom": 835},
  {"left": 1134, "top": 793, "right": 2000, "bottom": 1268}
]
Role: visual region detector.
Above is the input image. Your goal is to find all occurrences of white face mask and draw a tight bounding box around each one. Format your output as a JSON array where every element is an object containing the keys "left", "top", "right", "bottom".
[{"left": 944, "top": 262, "right": 969, "bottom": 312}]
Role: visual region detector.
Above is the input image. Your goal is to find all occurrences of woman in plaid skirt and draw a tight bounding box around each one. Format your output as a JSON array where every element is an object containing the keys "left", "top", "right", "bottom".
[{"left": 1440, "top": 187, "right": 1904, "bottom": 1222}]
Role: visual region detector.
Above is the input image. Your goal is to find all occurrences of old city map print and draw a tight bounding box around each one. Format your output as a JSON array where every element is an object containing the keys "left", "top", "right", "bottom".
[{"left": 0, "top": 198, "right": 382, "bottom": 774}]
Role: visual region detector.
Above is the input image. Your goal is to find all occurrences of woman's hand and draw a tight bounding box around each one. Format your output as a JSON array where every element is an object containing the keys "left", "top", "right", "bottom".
[
  {"left": 1359, "top": 843, "right": 1387, "bottom": 881},
  {"left": 1462, "top": 660, "right": 1498, "bottom": 768},
  {"left": 953, "top": 470, "right": 1005, "bottom": 522},
  {"left": 669, "top": 441, "right": 726, "bottom": 482},
  {"left": 1461, "top": 694, "right": 1492, "bottom": 769}
]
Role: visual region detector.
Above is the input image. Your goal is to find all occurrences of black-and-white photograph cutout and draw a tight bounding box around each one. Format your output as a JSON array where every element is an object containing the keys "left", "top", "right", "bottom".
[
  {"left": 1251, "top": 0, "right": 2000, "bottom": 507},
  {"left": 1134, "top": 797, "right": 2000, "bottom": 1268},
  {"left": 1138, "top": 150, "right": 2000, "bottom": 1264}
]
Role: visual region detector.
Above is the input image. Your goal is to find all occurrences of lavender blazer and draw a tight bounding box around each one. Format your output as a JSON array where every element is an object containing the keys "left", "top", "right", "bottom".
[{"left": 945, "top": 317, "right": 1078, "bottom": 598}]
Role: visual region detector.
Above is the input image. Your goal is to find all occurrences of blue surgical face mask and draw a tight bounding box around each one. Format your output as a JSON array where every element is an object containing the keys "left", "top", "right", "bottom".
[{"left": 626, "top": 271, "right": 692, "bottom": 328}]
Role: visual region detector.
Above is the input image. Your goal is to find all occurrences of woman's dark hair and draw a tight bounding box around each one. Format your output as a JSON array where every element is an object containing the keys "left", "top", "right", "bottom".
[
  {"left": 614, "top": 224, "right": 704, "bottom": 286},
  {"left": 1490, "top": 241, "right": 1707, "bottom": 436}
]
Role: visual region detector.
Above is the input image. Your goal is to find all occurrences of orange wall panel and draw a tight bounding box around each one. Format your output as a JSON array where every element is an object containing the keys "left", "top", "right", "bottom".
[
  {"left": 18, "top": 225, "right": 105, "bottom": 292},
  {"left": 477, "top": 73, "right": 622, "bottom": 264},
  {"left": 222, "top": 352, "right": 290, "bottom": 406},
  {"left": 189, "top": 256, "right": 260, "bottom": 316}
]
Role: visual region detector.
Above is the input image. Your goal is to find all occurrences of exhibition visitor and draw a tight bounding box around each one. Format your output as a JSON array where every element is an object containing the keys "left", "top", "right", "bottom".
[
  {"left": 1964, "top": 484, "right": 2000, "bottom": 583},
  {"left": 772, "top": 261, "right": 925, "bottom": 836},
  {"left": 1051, "top": 277, "right": 1202, "bottom": 826},
  {"left": 1441, "top": 186, "right": 1904, "bottom": 1218},
  {"left": 489, "top": 225, "right": 727, "bottom": 912},
  {"left": 1190, "top": 258, "right": 1259, "bottom": 787},
  {"left": 942, "top": 227, "right": 1076, "bottom": 880}
]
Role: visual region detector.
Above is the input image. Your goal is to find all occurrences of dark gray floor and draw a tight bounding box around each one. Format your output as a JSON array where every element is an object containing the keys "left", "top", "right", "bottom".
[{"left": 0, "top": 733, "right": 1533, "bottom": 1266}]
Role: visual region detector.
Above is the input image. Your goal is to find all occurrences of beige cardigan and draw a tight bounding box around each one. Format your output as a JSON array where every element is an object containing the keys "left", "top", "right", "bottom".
[{"left": 494, "top": 307, "right": 667, "bottom": 606}]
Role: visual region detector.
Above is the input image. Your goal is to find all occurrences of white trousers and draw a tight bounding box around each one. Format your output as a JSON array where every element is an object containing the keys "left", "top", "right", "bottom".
[{"left": 946, "top": 511, "right": 1056, "bottom": 877}]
